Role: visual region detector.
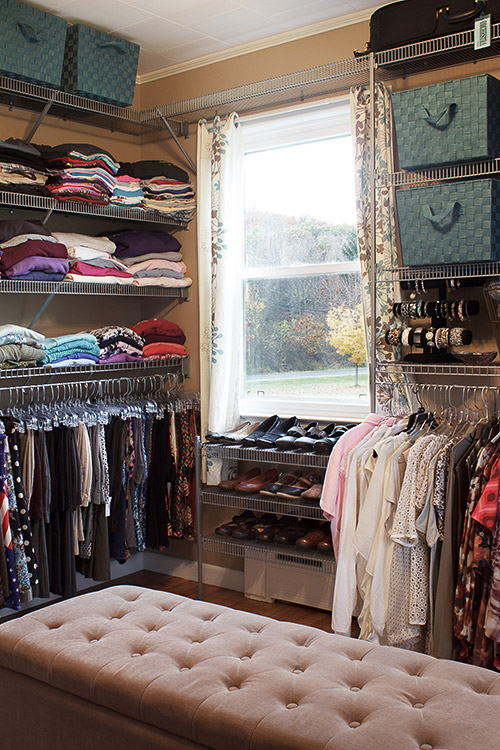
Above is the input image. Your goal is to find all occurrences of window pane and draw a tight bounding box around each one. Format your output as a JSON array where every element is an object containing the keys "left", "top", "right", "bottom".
[
  {"left": 244, "top": 273, "right": 369, "bottom": 405},
  {"left": 244, "top": 136, "right": 357, "bottom": 269}
]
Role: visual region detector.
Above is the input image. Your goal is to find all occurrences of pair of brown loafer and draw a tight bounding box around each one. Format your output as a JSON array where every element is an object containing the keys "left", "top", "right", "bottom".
[{"left": 218, "top": 468, "right": 279, "bottom": 493}]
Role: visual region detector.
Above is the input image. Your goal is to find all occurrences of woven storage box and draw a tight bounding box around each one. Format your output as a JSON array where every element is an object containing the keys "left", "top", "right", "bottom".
[
  {"left": 396, "top": 178, "right": 500, "bottom": 266},
  {"left": 0, "top": 0, "right": 67, "bottom": 87},
  {"left": 61, "top": 24, "right": 139, "bottom": 106},
  {"left": 392, "top": 75, "right": 500, "bottom": 169}
]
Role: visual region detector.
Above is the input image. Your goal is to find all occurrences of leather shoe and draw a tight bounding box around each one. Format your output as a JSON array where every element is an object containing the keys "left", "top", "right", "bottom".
[
  {"left": 275, "top": 421, "right": 319, "bottom": 450},
  {"left": 293, "top": 423, "right": 338, "bottom": 451},
  {"left": 276, "top": 475, "right": 319, "bottom": 499},
  {"left": 300, "top": 482, "right": 323, "bottom": 502},
  {"left": 235, "top": 468, "right": 279, "bottom": 493},
  {"left": 295, "top": 522, "right": 330, "bottom": 550},
  {"left": 255, "top": 416, "right": 299, "bottom": 447},
  {"left": 215, "top": 510, "right": 256, "bottom": 536},
  {"left": 218, "top": 466, "right": 260, "bottom": 491},
  {"left": 273, "top": 518, "right": 316, "bottom": 545},
  {"left": 232, "top": 512, "right": 278, "bottom": 540},
  {"left": 241, "top": 415, "right": 280, "bottom": 446},
  {"left": 206, "top": 421, "right": 250, "bottom": 442},
  {"left": 259, "top": 470, "right": 301, "bottom": 496}
]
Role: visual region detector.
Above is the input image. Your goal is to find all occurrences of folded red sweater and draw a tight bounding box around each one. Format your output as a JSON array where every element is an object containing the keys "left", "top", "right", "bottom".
[
  {"left": 132, "top": 317, "right": 184, "bottom": 337},
  {"left": 143, "top": 342, "right": 187, "bottom": 357}
]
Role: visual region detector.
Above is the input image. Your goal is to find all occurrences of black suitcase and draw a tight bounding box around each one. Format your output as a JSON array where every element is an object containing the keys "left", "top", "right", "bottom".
[{"left": 367, "top": 0, "right": 498, "bottom": 53}]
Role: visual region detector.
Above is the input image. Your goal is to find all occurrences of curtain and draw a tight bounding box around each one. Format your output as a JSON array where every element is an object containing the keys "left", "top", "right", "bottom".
[
  {"left": 350, "top": 83, "right": 407, "bottom": 414},
  {"left": 197, "top": 114, "right": 244, "bottom": 482}
]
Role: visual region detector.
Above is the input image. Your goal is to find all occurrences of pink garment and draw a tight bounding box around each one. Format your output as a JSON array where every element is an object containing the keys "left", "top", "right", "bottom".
[
  {"left": 71, "top": 261, "right": 132, "bottom": 278},
  {"left": 126, "top": 258, "right": 187, "bottom": 275},
  {"left": 320, "top": 414, "right": 387, "bottom": 558}
]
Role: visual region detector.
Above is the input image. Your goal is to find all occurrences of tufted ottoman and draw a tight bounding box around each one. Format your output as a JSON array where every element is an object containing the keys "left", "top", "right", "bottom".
[{"left": 0, "top": 585, "right": 499, "bottom": 750}]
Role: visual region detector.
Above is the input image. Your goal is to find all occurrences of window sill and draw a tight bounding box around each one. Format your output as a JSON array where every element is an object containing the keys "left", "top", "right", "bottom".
[{"left": 240, "top": 396, "right": 369, "bottom": 424}]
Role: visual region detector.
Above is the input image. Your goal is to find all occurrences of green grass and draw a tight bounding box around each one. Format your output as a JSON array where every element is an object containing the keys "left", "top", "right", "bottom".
[{"left": 246, "top": 373, "right": 369, "bottom": 398}]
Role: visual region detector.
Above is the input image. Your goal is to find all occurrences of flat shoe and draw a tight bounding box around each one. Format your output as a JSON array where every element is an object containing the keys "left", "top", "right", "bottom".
[
  {"left": 275, "top": 422, "right": 318, "bottom": 450},
  {"left": 235, "top": 468, "right": 279, "bottom": 493},
  {"left": 295, "top": 523, "right": 330, "bottom": 550},
  {"left": 215, "top": 510, "right": 256, "bottom": 536},
  {"left": 300, "top": 482, "right": 323, "bottom": 501},
  {"left": 218, "top": 466, "right": 260, "bottom": 491},
  {"left": 259, "top": 470, "right": 301, "bottom": 496},
  {"left": 255, "top": 416, "right": 300, "bottom": 448},
  {"left": 240, "top": 415, "right": 280, "bottom": 446},
  {"left": 276, "top": 475, "right": 318, "bottom": 499}
]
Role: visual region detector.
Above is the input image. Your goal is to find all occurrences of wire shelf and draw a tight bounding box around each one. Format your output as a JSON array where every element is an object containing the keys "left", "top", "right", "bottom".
[
  {"left": 202, "top": 443, "right": 330, "bottom": 468},
  {"left": 378, "top": 158, "right": 500, "bottom": 187},
  {"left": 201, "top": 488, "right": 324, "bottom": 520},
  {"left": 0, "top": 279, "right": 190, "bottom": 298},
  {"left": 377, "top": 262, "right": 500, "bottom": 282},
  {"left": 0, "top": 190, "right": 188, "bottom": 228},
  {"left": 145, "top": 56, "right": 371, "bottom": 124},
  {"left": 376, "top": 361, "right": 500, "bottom": 378},
  {"left": 375, "top": 22, "right": 500, "bottom": 76},
  {"left": 0, "top": 356, "right": 189, "bottom": 384},
  {"left": 202, "top": 533, "right": 335, "bottom": 573},
  {"left": 0, "top": 74, "right": 184, "bottom": 136}
]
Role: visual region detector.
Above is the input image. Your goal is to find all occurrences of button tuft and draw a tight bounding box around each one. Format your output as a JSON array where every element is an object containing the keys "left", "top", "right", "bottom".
[
  {"left": 286, "top": 703, "right": 298, "bottom": 709},
  {"left": 89, "top": 639, "right": 98, "bottom": 644},
  {"left": 180, "top": 667, "right": 190, "bottom": 672},
  {"left": 293, "top": 668, "right": 303, "bottom": 674},
  {"left": 241, "top": 656, "right": 250, "bottom": 661},
  {"left": 131, "top": 652, "right": 141, "bottom": 657},
  {"left": 349, "top": 721, "right": 361, "bottom": 728},
  {"left": 414, "top": 703, "right": 425, "bottom": 709},
  {"left": 228, "top": 686, "right": 239, "bottom": 691},
  {"left": 420, "top": 745, "right": 433, "bottom": 750},
  {"left": 350, "top": 687, "right": 361, "bottom": 692}
]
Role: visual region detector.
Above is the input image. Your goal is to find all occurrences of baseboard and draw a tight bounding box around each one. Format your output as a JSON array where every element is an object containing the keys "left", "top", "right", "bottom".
[{"left": 142, "top": 551, "right": 244, "bottom": 593}]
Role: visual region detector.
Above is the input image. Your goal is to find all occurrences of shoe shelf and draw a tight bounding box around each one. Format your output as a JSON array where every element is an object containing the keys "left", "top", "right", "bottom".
[
  {"left": 201, "top": 487, "right": 324, "bottom": 521},
  {"left": 201, "top": 533, "right": 336, "bottom": 575},
  {"left": 202, "top": 443, "right": 330, "bottom": 469}
]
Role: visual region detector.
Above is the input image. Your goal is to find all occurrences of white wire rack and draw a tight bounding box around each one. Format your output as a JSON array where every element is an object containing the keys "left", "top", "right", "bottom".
[
  {"left": 0, "top": 279, "right": 190, "bottom": 298},
  {"left": 0, "top": 356, "right": 189, "bottom": 384},
  {"left": 0, "top": 190, "right": 188, "bottom": 228},
  {"left": 202, "top": 533, "right": 335, "bottom": 574},
  {"left": 202, "top": 443, "right": 330, "bottom": 469},
  {"left": 378, "top": 158, "right": 500, "bottom": 187},
  {"left": 201, "top": 488, "right": 324, "bottom": 521},
  {"left": 0, "top": 74, "right": 184, "bottom": 135},
  {"left": 377, "top": 261, "right": 500, "bottom": 282},
  {"left": 376, "top": 361, "right": 500, "bottom": 378}
]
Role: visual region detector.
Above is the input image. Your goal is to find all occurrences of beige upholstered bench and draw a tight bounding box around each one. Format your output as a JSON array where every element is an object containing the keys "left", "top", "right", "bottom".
[{"left": 0, "top": 585, "right": 499, "bottom": 750}]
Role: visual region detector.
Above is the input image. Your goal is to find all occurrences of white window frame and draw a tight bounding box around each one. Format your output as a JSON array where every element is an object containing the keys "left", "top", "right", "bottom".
[{"left": 239, "top": 98, "right": 369, "bottom": 423}]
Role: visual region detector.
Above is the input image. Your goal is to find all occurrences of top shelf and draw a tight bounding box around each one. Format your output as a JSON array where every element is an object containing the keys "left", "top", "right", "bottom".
[{"left": 0, "top": 75, "right": 183, "bottom": 136}]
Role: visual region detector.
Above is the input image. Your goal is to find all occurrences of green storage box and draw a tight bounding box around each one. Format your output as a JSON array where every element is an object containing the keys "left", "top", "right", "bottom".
[
  {"left": 392, "top": 75, "right": 500, "bottom": 169},
  {"left": 396, "top": 178, "right": 500, "bottom": 266},
  {"left": 0, "top": 0, "right": 67, "bottom": 87},
  {"left": 61, "top": 24, "right": 139, "bottom": 107}
]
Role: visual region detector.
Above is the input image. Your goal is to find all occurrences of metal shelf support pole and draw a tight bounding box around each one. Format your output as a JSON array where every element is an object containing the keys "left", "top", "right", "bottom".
[
  {"left": 28, "top": 293, "right": 55, "bottom": 329},
  {"left": 195, "top": 437, "right": 204, "bottom": 600},
  {"left": 25, "top": 97, "right": 54, "bottom": 142},
  {"left": 369, "top": 52, "right": 377, "bottom": 412},
  {"left": 155, "top": 108, "right": 197, "bottom": 176}
]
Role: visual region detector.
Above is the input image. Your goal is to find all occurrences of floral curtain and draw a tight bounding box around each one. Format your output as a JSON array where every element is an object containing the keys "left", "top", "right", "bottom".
[
  {"left": 350, "top": 83, "right": 406, "bottom": 414},
  {"left": 197, "top": 114, "right": 244, "bottom": 482}
]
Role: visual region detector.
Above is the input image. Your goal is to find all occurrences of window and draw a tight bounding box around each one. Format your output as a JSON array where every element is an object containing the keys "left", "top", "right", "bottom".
[{"left": 240, "top": 99, "right": 369, "bottom": 421}]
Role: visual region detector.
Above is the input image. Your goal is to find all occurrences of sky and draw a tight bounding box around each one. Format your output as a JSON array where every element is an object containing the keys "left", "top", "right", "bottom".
[{"left": 244, "top": 135, "right": 357, "bottom": 225}]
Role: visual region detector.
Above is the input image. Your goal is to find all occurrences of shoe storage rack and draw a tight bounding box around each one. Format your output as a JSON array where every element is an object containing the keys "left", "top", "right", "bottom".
[{"left": 195, "top": 439, "right": 335, "bottom": 609}]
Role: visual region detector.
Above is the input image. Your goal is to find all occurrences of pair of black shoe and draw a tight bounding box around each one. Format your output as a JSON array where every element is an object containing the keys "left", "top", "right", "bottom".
[
  {"left": 276, "top": 422, "right": 354, "bottom": 453},
  {"left": 240, "top": 415, "right": 299, "bottom": 448}
]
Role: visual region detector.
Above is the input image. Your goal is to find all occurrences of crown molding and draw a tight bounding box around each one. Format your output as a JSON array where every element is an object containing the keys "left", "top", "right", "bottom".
[{"left": 136, "top": 6, "right": 373, "bottom": 85}]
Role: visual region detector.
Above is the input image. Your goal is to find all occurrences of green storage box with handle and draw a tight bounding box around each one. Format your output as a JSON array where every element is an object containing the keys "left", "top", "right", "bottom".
[
  {"left": 392, "top": 74, "right": 500, "bottom": 169},
  {"left": 0, "top": 0, "right": 67, "bottom": 87},
  {"left": 61, "top": 24, "right": 139, "bottom": 107},
  {"left": 396, "top": 178, "right": 500, "bottom": 266}
]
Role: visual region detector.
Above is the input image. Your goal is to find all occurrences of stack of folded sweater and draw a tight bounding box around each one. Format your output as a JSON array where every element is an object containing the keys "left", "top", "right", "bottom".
[
  {"left": 41, "top": 333, "right": 101, "bottom": 367},
  {"left": 118, "top": 160, "right": 195, "bottom": 223},
  {"left": 0, "top": 324, "right": 45, "bottom": 369},
  {"left": 52, "top": 231, "right": 133, "bottom": 285},
  {"left": 110, "top": 174, "right": 144, "bottom": 206},
  {"left": 102, "top": 229, "right": 192, "bottom": 289},
  {"left": 0, "top": 138, "right": 48, "bottom": 194},
  {"left": 132, "top": 318, "right": 187, "bottom": 359},
  {"left": 39, "top": 143, "right": 119, "bottom": 205},
  {"left": 88, "top": 326, "right": 144, "bottom": 364},
  {"left": 0, "top": 219, "right": 69, "bottom": 281}
]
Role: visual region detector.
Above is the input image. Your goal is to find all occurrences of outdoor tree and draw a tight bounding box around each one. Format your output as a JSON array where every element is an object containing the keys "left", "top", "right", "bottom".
[{"left": 326, "top": 302, "right": 367, "bottom": 385}]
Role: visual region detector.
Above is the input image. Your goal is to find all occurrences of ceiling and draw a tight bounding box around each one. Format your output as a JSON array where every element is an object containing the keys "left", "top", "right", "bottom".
[{"left": 26, "top": 0, "right": 389, "bottom": 80}]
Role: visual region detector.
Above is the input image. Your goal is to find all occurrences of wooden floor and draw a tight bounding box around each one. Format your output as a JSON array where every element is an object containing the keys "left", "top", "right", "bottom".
[{"left": 110, "top": 570, "right": 334, "bottom": 632}]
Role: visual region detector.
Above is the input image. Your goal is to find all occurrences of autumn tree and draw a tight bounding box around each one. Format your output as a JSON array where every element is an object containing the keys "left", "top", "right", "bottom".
[{"left": 326, "top": 303, "right": 367, "bottom": 385}]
